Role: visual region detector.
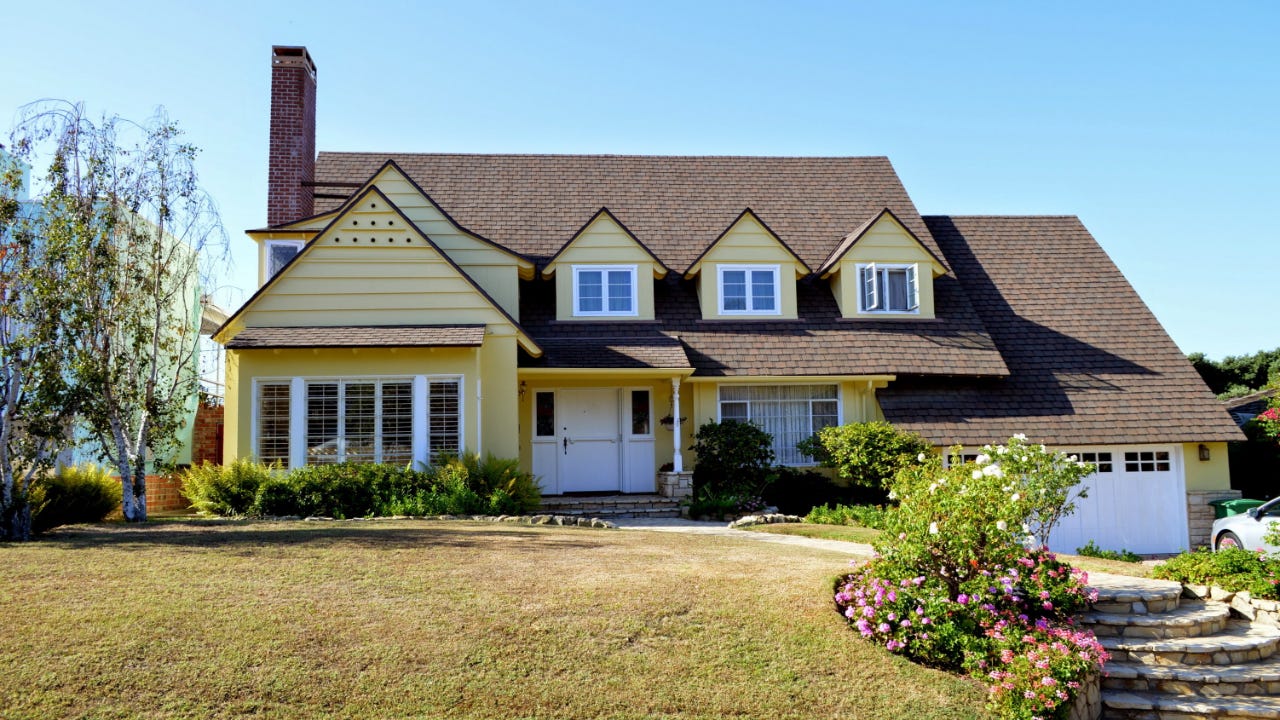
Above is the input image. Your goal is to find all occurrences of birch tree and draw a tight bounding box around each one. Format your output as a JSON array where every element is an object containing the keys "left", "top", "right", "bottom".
[
  {"left": 0, "top": 149, "right": 76, "bottom": 540},
  {"left": 10, "top": 103, "right": 226, "bottom": 523}
]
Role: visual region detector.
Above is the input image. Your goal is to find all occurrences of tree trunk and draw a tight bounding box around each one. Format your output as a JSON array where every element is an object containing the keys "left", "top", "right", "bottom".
[
  {"left": 121, "top": 471, "right": 147, "bottom": 523},
  {"left": 0, "top": 500, "right": 32, "bottom": 541}
]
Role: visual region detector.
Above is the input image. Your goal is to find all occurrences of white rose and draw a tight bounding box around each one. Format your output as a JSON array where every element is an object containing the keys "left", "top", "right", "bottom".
[
  {"left": 975, "top": 453, "right": 991, "bottom": 466},
  {"left": 982, "top": 464, "right": 1003, "bottom": 478},
  {"left": 929, "top": 522, "right": 939, "bottom": 535},
  {"left": 917, "top": 453, "right": 927, "bottom": 462},
  {"left": 1010, "top": 493, "right": 1021, "bottom": 502},
  {"left": 996, "top": 520, "right": 1008, "bottom": 531},
  {"left": 1013, "top": 433, "right": 1027, "bottom": 441},
  {"left": 972, "top": 470, "right": 983, "bottom": 480}
]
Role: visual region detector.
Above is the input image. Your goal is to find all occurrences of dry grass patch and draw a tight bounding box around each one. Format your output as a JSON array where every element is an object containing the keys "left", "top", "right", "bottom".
[{"left": 0, "top": 519, "right": 988, "bottom": 719}]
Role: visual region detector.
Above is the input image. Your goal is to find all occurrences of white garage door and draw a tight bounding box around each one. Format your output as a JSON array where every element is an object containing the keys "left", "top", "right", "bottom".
[{"left": 1046, "top": 446, "right": 1187, "bottom": 556}]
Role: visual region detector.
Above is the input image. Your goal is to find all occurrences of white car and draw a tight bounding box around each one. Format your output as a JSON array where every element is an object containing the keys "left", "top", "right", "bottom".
[{"left": 1212, "top": 498, "right": 1280, "bottom": 552}]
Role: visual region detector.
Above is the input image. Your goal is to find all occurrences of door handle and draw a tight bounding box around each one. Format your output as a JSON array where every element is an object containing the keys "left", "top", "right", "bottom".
[{"left": 563, "top": 436, "right": 568, "bottom": 455}]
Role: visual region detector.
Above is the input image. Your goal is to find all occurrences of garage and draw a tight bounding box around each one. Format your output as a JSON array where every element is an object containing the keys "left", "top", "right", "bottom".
[{"left": 1045, "top": 446, "right": 1188, "bottom": 556}]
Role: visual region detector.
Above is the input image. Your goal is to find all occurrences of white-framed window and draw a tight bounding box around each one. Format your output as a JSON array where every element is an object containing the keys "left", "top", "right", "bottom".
[
  {"left": 718, "top": 384, "right": 840, "bottom": 465},
  {"left": 572, "top": 265, "right": 638, "bottom": 317},
  {"left": 253, "top": 375, "right": 462, "bottom": 467},
  {"left": 257, "top": 382, "right": 291, "bottom": 466},
  {"left": 718, "top": 264, "right": 781, "bottom": 315},
  {"left": 858, "top": 262, "right": 919, "bottom": 314},
  {"left": 266, "top": 239, "right": 305, "bottom": 278}
]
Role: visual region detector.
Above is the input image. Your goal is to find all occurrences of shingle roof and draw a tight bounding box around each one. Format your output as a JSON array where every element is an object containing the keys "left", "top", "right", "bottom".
[
  {"left": 313, "top": 153, "right": 943, "bottom": 272},
  {"left": 878, "top": 216, "right": 1243, "bottom": 445},
  {"left": 225, "top": 325, "right": 486, "bottom": 349},
  {"left": 517, "top": 276, "right": 1009, "bottom": 377},
  {"left": 525, "top": 337, "right": 692, "bottom": 370}
]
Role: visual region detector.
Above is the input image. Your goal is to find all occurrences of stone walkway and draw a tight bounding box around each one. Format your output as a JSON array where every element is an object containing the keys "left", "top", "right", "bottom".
[
  {"left": 612, "top": 517, "right": 1169, "bottom": 593},
  {"left": 611, "top": 517, "right": 877, "bottom": 556}
]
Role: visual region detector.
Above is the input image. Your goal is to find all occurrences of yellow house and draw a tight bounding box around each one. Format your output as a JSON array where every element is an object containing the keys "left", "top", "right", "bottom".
[{"left": 216, "top": 46, "right": 1245, "bottom": 554}]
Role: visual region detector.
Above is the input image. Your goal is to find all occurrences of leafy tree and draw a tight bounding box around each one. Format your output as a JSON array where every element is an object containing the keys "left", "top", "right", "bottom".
[
  {"left": 0, "top": 149, "right": 78, "bottom": 540},
  {"left": 797, "top": 421, "right": 931, "bottom": 488},
  {"left": 1189, "top": 348, "right": 1280, "bottom": 397},
  {"left": 9, "top": 102, "right": 226, "bottom": 523}
]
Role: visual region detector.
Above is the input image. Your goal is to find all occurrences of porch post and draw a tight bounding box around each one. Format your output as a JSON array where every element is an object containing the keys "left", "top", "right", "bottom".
[{"left": 671, "top": 377, "right": 683, "bottom": 473}]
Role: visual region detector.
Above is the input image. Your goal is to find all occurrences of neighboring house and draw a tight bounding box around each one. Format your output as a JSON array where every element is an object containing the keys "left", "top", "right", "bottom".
[
  {"left": 1224, "top": 388, "right": 1278, "bottom": 427},
  {"left": 0, "top": 146, "right": 221, "bottom": 484},
  {"left": 215, "top": 46, "right": 1243, "bottom": 553}
]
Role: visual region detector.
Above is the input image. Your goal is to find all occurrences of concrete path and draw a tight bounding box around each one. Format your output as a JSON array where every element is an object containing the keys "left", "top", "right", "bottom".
[
  {"left": 611, "top": 517, "right": 876, "bottom": 556},
  {"left": 611, "top": 517, "right": 1162, "bottom": 591}
]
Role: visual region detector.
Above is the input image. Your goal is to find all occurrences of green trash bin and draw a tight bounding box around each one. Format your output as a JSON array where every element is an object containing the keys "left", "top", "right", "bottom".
[{"left": 1209, "top": 498, "right": 1266, "bottom": 519}]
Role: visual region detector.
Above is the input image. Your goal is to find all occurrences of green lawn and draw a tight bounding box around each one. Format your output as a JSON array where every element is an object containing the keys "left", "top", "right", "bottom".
[
  {"left": 743, "top": 523, "right": 1154, "bottom": 578},
  {"left": 0, "top": 519, "right": 989, "bottom": 719}
]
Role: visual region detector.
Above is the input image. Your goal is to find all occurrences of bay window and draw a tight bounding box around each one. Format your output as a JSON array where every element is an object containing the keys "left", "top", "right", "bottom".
[{"left": 254, "top": 375, "right": 462, "bottom": 468}]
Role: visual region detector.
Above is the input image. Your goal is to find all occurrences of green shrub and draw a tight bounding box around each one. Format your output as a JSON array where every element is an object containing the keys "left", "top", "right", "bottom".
[
  {"left": 458, "top": 453, "right": 542, "bottom": 515},
  {"left": 181, "top": 459, "right": 275, "bottom": 516},
  {"left": 1153, "top": 547, "right": 1280, "bottom": 599},
  {"left": 691, "top": 421, "right": 774, "bottom": 500},
  {"left": 805, "top": 503, "right": 887, "bottom": 529},
  {"left": 253, "top": 477, "right": 301, "bottom": 517},
  {"left": 688, "top": 489, "right": 765, "bottom": 521},
  {"left": 30, "top": 464, "right": 122, "bottom": 533},
  {"left": 1075, "top": 540, "right": 1142, "bottom": 563},
  {"left": 796, "top": 421, "right": 931, "bottom": 488}
]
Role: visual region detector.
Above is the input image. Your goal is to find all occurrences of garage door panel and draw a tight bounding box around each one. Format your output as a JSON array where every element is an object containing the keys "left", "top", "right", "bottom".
[{"left": 1046, "top": 446, "right": 1187, "bottom": 556}]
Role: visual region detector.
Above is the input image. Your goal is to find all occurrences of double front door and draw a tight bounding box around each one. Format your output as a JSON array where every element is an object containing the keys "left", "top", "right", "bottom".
[{"left": 531, "top": 387, "right": 655, "bottom": 494}]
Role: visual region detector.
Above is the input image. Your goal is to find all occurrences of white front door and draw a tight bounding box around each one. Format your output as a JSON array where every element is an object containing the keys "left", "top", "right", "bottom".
[{"left": 558, "top": 388, "right": 622, "bottom": 493}]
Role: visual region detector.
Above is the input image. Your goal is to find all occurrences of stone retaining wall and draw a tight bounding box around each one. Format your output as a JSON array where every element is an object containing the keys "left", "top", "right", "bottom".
[
  {"left": 1186, "top": 489, "right": 1241, "bottom": 549},
  {"left": 1068, "top": 673, "right": 1102, "bottom": 720},
  {"left": 1185, "top": 583, "right": 1280, "bottom": 626}
]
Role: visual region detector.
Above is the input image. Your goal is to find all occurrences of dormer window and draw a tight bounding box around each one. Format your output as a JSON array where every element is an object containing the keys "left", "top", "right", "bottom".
[
  {"left": 858, "top": 262, "right": 919, "bottom": 314},
  {"left": 266, "top": 239, "right": 305, "bottom": 278},
  {"left": 572, "top": 265, "right": 638, "bottom": 317},
  {"left": 718, "top": 265, "right": 780, "bottom": 315}
]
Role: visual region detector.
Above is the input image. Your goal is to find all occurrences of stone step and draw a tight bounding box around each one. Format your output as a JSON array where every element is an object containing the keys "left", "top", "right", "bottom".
[
  {"left": 1103, "top": 655, "right": 1280, "bottom": 697},
  {"left": 1090, "top": 576, "right": 1185, "bottom": 615},
  {"left": 1081, "top": 600, "right": 1230, "bottom": 639},
  {"left": 1103, "top": 690, "right": 1280, "bottom": 719},
  {"left": 1101, "top": 620, "right": 1280, "bottom": 666}
]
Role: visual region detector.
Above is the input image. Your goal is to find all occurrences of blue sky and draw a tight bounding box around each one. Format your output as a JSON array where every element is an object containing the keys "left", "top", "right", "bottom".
[{"left": 3, "top": 1, "right": 1276, "bottom": 360}]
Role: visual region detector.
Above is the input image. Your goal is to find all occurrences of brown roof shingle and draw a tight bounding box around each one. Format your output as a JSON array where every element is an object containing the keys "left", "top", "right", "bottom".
[
  {"left": 525, "top": 336, "right": 692, "bottom": 370},
  {"left": 313, "top": 153, "right": 943, "bottom": 272},
  {"left": 877, "top": 216, "right": 1243, "bottom": 445},
  {"left": 225, "top": 325, "right": 486, "bottom": 349}
]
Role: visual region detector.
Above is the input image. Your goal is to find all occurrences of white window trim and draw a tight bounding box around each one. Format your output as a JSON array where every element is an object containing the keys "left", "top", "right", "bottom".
[
  {"left": 714, "top": 383, "right": 843, "bottom": 467},
  {"left": 265, "top": 239, "right": 305, "bottom": 278},
  {"left": 856, "top": 262, "right": 921, "bottom": 315},
  {"left": 571, "top": 264, "right": 639, "bottom": 317},
  {"left": 252, "top": 374, "right": 465, "bottom": 470},
  {"left": 626, "top": 387, "right": 655, "bottom": 439},
  {"left": 716, "top": 264, "right": 782, "bottom": 316}
]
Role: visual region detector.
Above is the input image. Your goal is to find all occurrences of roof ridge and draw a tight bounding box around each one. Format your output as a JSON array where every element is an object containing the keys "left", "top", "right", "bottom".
[
  {"left": 317, "top": 151, "right": 894, "bottom": 161},
  {"left": 924, "top": 214, "right": 1081, "bottom": 220}
]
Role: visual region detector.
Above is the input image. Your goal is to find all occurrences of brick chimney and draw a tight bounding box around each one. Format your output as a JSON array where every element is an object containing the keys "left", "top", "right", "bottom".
[{"left": 267, "top": 46, "right": 317, "bottom": 226}]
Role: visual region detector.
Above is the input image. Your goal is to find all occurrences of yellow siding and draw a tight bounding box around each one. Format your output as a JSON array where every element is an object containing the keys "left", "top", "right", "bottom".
[
  {"left": 833, "top": 213, "right": 944, "bottom": 320},
  {"left": 225, "top": 343, "right": 520, "bottom": 464},
  {"left": 544, "top": 214, "right": 660, "bottom": 321},
  {"left": 690, "top": 214, "right": 804, "bottom": 320},
  {"left": 238, "top": 196, "right": 517, "bottom": 330},
  {"left": 1184, "top": 442, "right": 1231, "bottom": 491},
  {"left": 363, "top": 168, "right": 530, "bottom": 317}
]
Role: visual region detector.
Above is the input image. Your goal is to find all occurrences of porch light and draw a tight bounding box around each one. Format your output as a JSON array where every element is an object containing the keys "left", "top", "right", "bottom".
[
  {"left": 518, "top": 381, "right": 527, "bottom": 400},
  {"left": 1198, "top": 444, "right": 1211, "bottom": 462}
]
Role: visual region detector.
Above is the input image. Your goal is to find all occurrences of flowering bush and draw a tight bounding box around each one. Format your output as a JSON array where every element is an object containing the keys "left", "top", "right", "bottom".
[
  {"left": 1257, "top": 406, "right": 1280, "bottom": 445},
  {"left": 835, "top": 435, "right": 1107, "bottom": 720}
]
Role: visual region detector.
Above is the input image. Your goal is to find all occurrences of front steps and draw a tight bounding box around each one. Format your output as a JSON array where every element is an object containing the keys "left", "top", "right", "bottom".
[
  {"left": 1089, "top": 575, "right": 1280, "bottom": 719},
  {"left": 538, "top": 493, "right": 682, "bottom": 519}
]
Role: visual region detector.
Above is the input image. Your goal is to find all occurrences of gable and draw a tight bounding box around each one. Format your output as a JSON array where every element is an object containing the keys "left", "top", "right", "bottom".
[
  {"left": 684, "top": 210, "right": 809, "bottom": 278},
  {"left": 217, "top": 186, "right": 539, "bottom": 355},
  {"left": 820, "top": 210, "right": 946, "bottom": 278},
  {"left": 541, "top": 209, "right": 667, "bottom": 278}
]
